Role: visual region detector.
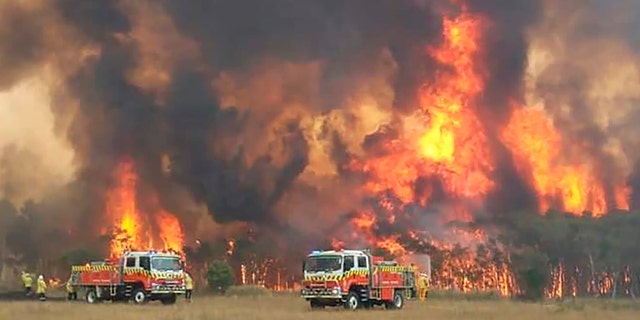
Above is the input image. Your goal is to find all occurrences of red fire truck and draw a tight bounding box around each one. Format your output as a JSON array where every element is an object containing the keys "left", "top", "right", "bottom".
[
  {"left": 69, "top": 251, "right": 186, "bottom": 304},
  {"left": 301, "top": 249, "right": 420, "bottom": 310}
]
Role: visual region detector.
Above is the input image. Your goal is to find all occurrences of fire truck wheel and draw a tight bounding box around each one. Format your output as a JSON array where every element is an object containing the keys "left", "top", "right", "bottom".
[
  {"left": 85, "top": 289, "right": 98, "bottom": 304},
  {"left": 132, "top": 288, "right": 148, "bottom": 304},
  {"left": 344, "top": 292, "right": 360, "bottom": 310},
  {"left": 385, "top": 291, "right": 404, "bottom": 310}
]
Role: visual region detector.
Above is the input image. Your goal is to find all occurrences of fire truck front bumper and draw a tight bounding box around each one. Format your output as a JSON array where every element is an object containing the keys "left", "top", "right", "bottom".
[
  {"left": 301, "top": 286, "right": 342, "bottom": 299},
  {"left": 151, "top": 283, "right": 186, "bottom": 294}
]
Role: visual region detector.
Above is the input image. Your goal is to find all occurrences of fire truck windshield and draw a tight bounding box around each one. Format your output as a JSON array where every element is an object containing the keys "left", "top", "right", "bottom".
[
  {"left": 304, "top": 255, "right": 342, "bottom": 273},
  {"left": 151, "top": 256, "right": 182, "bottom": 272}
]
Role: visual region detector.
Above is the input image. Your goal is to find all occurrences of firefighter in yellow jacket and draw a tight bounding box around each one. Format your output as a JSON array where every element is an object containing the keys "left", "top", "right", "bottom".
[
  {"left": 417, "top": 273, "right": 429, "bottom": 301},
  {"left": 21, "top": 271, "right": 33, "bottom": 296},
  {"left": 66, "top": 276, "right": 77, "bottom": 301},
  {"left": 36, "top": 275, "right": 47, "bottom": 301},
  {"left": 184, "top": 272, "right": 194, "bottom": 302}
]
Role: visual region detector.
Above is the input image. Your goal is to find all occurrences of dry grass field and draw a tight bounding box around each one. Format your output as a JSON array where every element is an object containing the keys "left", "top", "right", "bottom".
[{"left": 1, "top": 291, "right": 639, "bottom": 320}]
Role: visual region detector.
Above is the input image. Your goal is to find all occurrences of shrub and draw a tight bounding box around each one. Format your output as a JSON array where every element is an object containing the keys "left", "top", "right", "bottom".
[{"left": 206, "top": 260, "right": 235, "bottom": 294}]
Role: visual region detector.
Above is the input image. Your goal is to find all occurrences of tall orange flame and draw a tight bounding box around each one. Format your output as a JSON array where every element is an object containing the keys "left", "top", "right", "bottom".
[
  {"left": 500, "top": 106, "right": 629, "bottom": 216},
  {"left": 347, "top": 5, "right": 631, "bottom": 271},
  {"left": 417, "top": 12, "right": 494, "bottom": 200},
  {"left": 346, "top": 10, "right": 494, "bottom": 254},
  {"left": 106, "top": 159, "right": 143, "bottom": 256},
  {"left": 156, "top": 209, "right": 184, "bottom": 252},
  {"left": 106, "top": 158, "right": 184, "bottom": 257}
]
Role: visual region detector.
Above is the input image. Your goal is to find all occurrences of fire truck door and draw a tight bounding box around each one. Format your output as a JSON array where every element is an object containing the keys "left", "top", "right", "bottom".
[
  {"left": 355, "top": 255, "right": 368, "bottom": 277},
  {"left": 355, "top": 255, "right": 371, "bottom": 297}
]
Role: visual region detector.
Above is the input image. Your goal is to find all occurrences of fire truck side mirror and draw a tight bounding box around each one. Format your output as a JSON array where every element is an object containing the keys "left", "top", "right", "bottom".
[{"left": 302, "top": 260, "right": 306, "bottom": 274}]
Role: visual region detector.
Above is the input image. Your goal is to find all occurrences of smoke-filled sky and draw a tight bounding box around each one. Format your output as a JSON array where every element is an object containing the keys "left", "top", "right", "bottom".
[{"left": 1, "top": 0, "right": 640, "bottom": 256}]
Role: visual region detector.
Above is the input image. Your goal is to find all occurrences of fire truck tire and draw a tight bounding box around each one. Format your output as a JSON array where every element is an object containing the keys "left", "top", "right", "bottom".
[
  {"left": 384, "top": 291, "right": 404, "bottom": 310},
  {"left": 132, "top": 288, "right": 148, "bottom": 304},
  {"left": 85, "top": 289, "right": 98, "bottom": 304},
  {"left": 344, "top": 292, "right": 360, "bottom": 310}
]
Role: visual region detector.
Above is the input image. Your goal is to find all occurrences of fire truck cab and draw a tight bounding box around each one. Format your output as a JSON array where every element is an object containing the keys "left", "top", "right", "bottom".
[
  {"left": 70, "top": 251, "right": 186, "bottom": 305},
  {"left": 301, "top": 249, "right": 418, "bottom": 310}
]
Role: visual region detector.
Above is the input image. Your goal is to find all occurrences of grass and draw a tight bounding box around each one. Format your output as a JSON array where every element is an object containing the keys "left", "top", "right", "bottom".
[
  {"left": 427, "top": 289, "right": 503, "bottom": 300},
  {"left": 1, "top": 290, "right": 639, "bottom": 320}
]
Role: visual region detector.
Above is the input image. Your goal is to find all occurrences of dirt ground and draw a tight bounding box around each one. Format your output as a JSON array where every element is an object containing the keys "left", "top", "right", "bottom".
[{"left": 1, "top": 293, "right": 639, "bottom": 320}]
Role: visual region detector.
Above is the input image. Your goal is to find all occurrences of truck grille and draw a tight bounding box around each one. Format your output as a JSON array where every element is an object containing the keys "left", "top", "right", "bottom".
[
  {"left": 301, "top": 287, "right": 340, "bottom": 298},
  {"left": 152, "top": 285, "right": 185, "bottom": 293}
]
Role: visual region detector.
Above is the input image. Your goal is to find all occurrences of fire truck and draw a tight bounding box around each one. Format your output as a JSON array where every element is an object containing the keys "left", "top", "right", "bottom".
[
  {"left": 69, "top": 251, "right": 186, "bottom": 305},
  {"left": 301, "top": 249, "right": 423, "bottom": 310}
]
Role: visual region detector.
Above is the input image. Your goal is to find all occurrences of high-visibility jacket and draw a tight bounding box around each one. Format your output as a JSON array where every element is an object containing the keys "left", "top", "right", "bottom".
[
  {"left": 417, "top": 275, "right": 429, "bottom": 299},
  {"left": 36, "top": 278, "right": 47, "bottom": 294},
  {"left": 419, "top": 275, "right": 429, "bottom": 289},
  {"left": 22, "top": 273, "right": 33, "bottom": 287},
  {"left": 66, "top": 281, "right": 75, "bottom": 293},
  {"left": 185, "top": 274, "right": 194, "bottom": 290}
]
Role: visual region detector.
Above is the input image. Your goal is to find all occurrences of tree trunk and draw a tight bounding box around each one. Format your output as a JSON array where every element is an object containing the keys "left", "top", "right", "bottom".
[
  {"left": 611, "top": 271, "right": 618, "bottom": 299},
  {"left": 588, "top": 253, "right": 600, "bottom": 297}
]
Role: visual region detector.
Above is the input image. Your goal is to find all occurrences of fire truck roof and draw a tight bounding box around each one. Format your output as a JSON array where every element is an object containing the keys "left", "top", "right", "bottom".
[
  {"left": 123, "top": 251, "right": 181, "bottom": 258},
  {"left": 308, "top": 249, "right": 368, "bottom": 257}
]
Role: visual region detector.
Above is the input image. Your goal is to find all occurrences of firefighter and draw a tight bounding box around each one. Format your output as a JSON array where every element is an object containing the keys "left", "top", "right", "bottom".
[
  {"left": 417, "top": 273, "right": 429, "bottom": 301},
  {"left": 184, "top": 272, "right": 193, "bottom": 302},
  {"left": 36, "top": 275, "right": 47, "bottom": 301},
  {"left": 66, "top": 276, "right": 77, "bottom": 301},
  {"left": 21, "top": 271, "right": 33, "bottom": 296}
]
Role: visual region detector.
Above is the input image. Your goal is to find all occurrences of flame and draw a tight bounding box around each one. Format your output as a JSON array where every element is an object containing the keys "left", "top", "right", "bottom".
[
  {"left": 47, "top": 277, "right": 62, "bottom": 288},
  {"left": 416, "top": 12, "right": 494, "bottom": 199},
  {"left": 336, "top": 8, "right": 516, "bottom": 296},
  {"left": 376, "top": 236, "right": 407, "bottom": 256},
  {"left": 330, "top": 238, "right": 346, "bottom": 250},
  {"left": 237, "top": 258, "right": 286, "bottom": 289},
  {"left": 240, "top": 264, "right": 247, "bottom": 285},
  {"left": 614, "top": 185, "right": 631, "bottom": 211},
  {"left": 500, "top": 106, "right": 628, "bottom": 215},
  {"left": 107, "top": 159, "right": 143, "bottom": 256},
  {"left": 351, "top": 11, "right": 494, "bottom": 207},
  {"left": 352, "top": 211, "right": 376, "bottom": 230},
  {"left": 227, "top": 238, "right": 236, "bottom": 256},
  {"left": 427, "top": 237, "right": 518, "bottom": 296},
  {"left": 106, "top": 158, "right": 184, "bottom": 257},
  {"left": 344, "top": 10, "right": 493, "bottom": 244},
  {"left": 156, "top": 209, "right": 184, "bottom": 252}
]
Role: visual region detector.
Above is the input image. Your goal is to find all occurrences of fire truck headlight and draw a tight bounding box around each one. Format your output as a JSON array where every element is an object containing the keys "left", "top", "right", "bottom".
[{"left": 332, "top": 287, "right": 341, "bottom": 295}]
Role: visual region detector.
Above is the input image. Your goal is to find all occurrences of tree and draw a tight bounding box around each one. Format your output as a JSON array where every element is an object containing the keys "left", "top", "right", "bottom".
[
  {"left": 207, "top": 260, "right": 235, "bottom": 294},
  {"left": 511, "top": 246, "right": 549, "bottom": 301}
]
